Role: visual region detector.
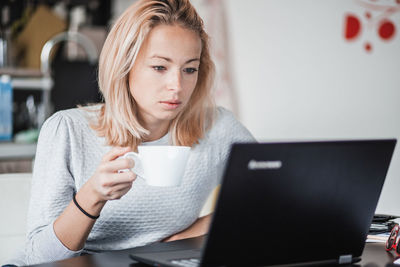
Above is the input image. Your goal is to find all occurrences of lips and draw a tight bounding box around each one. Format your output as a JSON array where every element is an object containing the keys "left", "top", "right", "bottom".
[
  {"left": 159, "top": 100, "right": 182, "bottom": 110},
  {"left": 160, "top": 100, "right": 182, "bottom": 104}
]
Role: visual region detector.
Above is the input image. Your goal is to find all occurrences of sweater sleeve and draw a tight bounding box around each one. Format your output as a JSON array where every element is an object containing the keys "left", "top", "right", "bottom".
[
  {"left": 210, "top": 107, "right": 257, "bottom": 187},
  {"left": 24, "top": 112, "right": 83, "bottom": 265}
]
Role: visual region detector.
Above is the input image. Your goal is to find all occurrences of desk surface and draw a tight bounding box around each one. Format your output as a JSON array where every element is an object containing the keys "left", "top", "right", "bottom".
[{"left": 27, "top": 240, "right": 399, "bottom": 267}]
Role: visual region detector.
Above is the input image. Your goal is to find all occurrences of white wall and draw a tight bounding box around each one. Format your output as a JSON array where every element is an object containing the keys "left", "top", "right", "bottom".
[{"left": 225, "top": 0, "right": 400, "bottom": 215}]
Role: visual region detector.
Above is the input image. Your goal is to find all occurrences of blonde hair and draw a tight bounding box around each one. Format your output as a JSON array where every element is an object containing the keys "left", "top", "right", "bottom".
[{"left": 90, "top": 0, "right": 216, "bottom": 149}]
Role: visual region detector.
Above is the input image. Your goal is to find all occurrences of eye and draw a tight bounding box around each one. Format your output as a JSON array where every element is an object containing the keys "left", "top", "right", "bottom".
[
  {"left": 183, "top": 68, "right": 198, "bottom": 74},
  {"left": 152, "top": 66, "right": 166, "bottom": 71}
]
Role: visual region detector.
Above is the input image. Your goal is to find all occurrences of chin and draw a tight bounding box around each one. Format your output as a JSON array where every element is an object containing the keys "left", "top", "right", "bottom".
[
  {"left": 156, "top": 110, "right": 180, "bottom": 122},
  {"left": 160, "top": 105, "right": 186, "bottom": 118}
]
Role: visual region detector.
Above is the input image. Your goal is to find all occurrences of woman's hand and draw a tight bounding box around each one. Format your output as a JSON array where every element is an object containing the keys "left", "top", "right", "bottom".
[
  {"left": 163, "top": 214, "right": 212, "bottom": 242},
  {"left": 88, "top": 146, "right": 137, "bottom": 201},
  {"left": 54, "top": 146, "right": 136, "bottom": 251},
  {"left": 77, "top": 146, "right": 137, "bottom": 215}
]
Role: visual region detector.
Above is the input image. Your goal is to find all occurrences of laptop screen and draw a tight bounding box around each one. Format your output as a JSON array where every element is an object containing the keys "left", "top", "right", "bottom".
[{"left": 201, "top": 140, "right": 396, "bottom": 266}]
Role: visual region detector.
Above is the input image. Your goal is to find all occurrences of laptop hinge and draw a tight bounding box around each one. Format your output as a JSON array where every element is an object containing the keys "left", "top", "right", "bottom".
[{"left": 338, "top": 254, "right": 352, "bottom": 264}]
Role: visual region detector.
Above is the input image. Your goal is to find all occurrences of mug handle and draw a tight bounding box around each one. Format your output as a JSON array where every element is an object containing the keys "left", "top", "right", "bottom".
[{"left": 120, "top": 152, "right": 145, "bottom": 178}]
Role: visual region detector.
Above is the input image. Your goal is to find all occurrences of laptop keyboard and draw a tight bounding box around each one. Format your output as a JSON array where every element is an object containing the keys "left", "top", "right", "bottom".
[{"left": 170, "top": 258, "right": 200, "bottom": 267}]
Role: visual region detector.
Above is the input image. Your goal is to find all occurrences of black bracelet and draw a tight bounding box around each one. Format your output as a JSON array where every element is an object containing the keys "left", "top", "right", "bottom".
[{"left": 72, "top": 193, "right": 100, "bottom": 220}]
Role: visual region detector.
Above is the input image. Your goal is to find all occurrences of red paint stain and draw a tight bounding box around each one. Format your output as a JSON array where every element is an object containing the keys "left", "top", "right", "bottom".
[
  {"left": 378, "top": 20, "right": 396, "bottom": 40},
  {"left": 345, "top": 14, "right": 361, "bottom": 40},
  {"left": 365, "top": 42, "right": 372, "bottom": 52}
]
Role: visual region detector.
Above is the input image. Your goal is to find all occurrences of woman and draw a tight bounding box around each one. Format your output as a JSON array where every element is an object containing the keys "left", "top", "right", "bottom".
[{"left": 12, "top": 0, "right": 255, "bottom": 265}]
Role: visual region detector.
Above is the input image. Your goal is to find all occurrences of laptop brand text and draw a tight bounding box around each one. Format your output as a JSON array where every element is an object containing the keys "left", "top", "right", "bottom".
[{"left": 247, "top": 160, "right": 282, "bottom": 170}]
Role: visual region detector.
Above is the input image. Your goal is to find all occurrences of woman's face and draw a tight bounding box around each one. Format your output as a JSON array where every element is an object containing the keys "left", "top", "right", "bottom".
[{"left": 129, "top": 24, "right": 202, "bottom": 128}]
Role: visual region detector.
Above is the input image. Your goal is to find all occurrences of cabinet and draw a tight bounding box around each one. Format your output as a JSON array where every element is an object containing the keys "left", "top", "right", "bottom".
[
  {"left": 0, "top": 68, "right": 50, "bottom": 135},
  {"left": 0, "top": 68, "right": 41, "bottom": 172},
  {"left": 0, "top": 31, "right": 98, "bottom": 172},
  {"left": 11, "top": 70, "right": 52, "bottom": 129}
]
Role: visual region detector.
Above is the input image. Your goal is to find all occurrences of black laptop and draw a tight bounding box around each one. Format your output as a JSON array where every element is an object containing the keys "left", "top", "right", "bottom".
[{"left": 130, "top": 140, "right": 396, "bottom": 267}]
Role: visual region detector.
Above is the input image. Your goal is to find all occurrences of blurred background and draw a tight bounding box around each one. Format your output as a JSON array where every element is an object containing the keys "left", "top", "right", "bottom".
[{"left": 0, "top": 0, "right": 400, "bottom": 262}]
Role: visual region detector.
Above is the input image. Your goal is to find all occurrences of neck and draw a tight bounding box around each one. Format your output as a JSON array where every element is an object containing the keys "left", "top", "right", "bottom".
[
  {"left": 145, "top": 124, "right": 169, "bottom": 142},
  {"left": 140, "top": 117, "right": 170, "bottom": 142}
]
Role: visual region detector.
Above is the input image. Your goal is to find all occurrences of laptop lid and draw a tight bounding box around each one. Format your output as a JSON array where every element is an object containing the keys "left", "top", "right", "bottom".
[
  {"left": 130, "top": 139, "right": 396, "bottom": 267},
  {"left": 201, "top": 139, "right": 396, "bottom": 266}
]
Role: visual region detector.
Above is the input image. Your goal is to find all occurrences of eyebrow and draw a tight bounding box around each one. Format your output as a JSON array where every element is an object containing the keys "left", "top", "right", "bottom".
[{"left": 150, "top": 55, "right": 200, "bottom": 64}]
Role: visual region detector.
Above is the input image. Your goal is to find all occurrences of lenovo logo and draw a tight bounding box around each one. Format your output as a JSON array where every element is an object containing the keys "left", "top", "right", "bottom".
[{"left": 248, "top": 160, "right": 282, "bottom": 170}]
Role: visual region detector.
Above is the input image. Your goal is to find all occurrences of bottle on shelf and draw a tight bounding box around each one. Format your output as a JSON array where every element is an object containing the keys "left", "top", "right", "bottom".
[{"left": 0, "top": 74, "right": 13, "bottom": 141}]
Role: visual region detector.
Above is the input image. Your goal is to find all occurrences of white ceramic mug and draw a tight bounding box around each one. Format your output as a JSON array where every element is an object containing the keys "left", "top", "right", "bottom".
[{"left": 120, "top": 145, "right": 190, "bottom": 186}]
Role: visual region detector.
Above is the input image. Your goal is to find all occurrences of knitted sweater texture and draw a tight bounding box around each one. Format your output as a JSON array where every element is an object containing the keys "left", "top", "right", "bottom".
[{"left": 18, "top": 106, "right": 254, "bottom": 265}]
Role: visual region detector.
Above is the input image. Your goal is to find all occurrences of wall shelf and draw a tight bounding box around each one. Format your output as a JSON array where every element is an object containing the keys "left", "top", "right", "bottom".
[
  {"left": 11, "top": 77, "right": 53, "bottom": 91},
  {"left": 0, "top": 142, "right": 37, "bottom": 160}
]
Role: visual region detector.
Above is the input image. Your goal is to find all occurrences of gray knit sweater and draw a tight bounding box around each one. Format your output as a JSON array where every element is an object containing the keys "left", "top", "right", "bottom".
[{"left": 10, "top": 106, "right": 255, "bottom": 266}]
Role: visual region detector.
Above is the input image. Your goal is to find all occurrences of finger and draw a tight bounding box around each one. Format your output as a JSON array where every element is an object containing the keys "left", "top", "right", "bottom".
[
  {"left": 102, "top": 158, "right": 135, "bottom": 173},
  {"left": 114, "top": 185, "right": 133, "bottom": 199},
  {"left": 105, "top": 171, "right": 137, "bottom": 187},
  {"left": 105, "top": 182, "right": 133, "bottom": 200},
  {"left": 111, "top": 181, "right": 133, "bottom": 192},
  {"left": 102, "top": 146, "right": 132, "bottom": 163}
]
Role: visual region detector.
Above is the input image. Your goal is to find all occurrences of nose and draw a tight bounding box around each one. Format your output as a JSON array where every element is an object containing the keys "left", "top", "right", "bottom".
[{"left": 167, "top": 69, "right": 183, "bottom": 92}]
